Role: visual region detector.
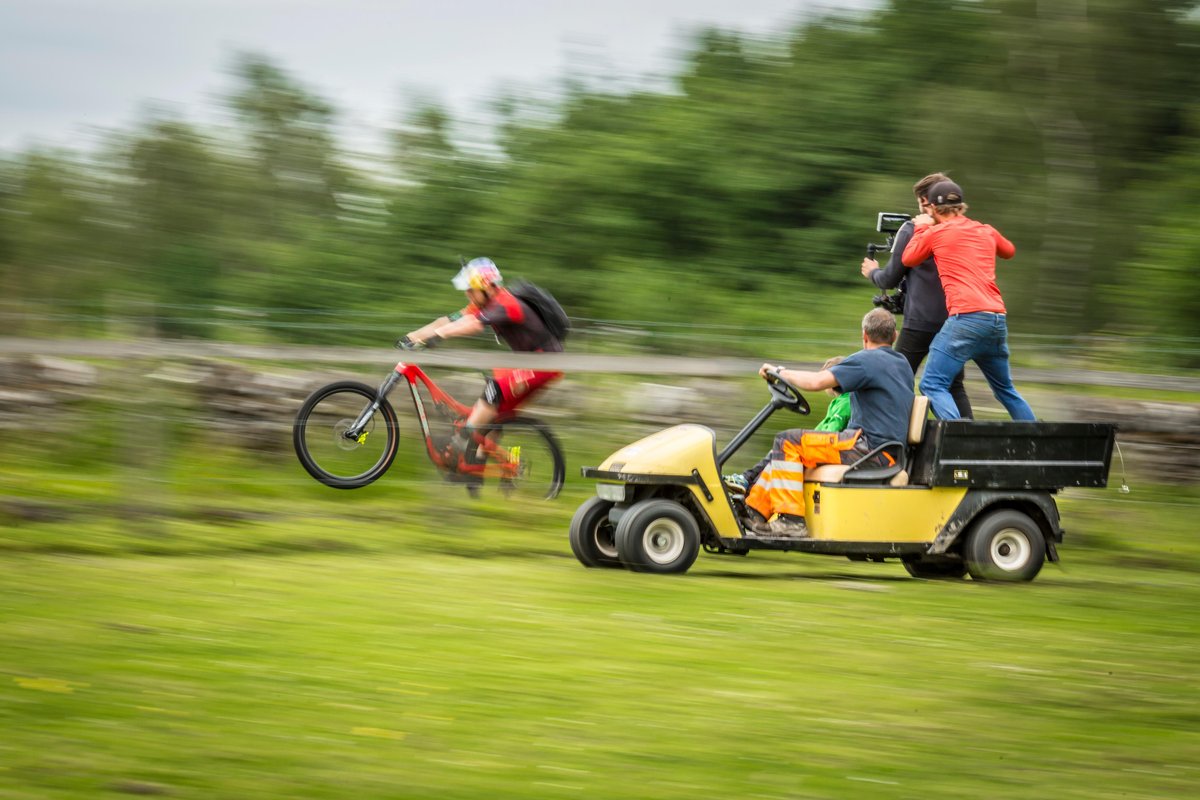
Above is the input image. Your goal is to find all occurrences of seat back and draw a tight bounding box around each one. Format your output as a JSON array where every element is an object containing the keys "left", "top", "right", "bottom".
[{"left": 909, "top": 396, "right": 930, "bottom": 445}]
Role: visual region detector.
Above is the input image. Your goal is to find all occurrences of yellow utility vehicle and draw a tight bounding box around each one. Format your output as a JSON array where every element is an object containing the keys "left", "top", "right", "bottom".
[{"left": 569, "top": 371, "right": 1116, "bottom": 581}]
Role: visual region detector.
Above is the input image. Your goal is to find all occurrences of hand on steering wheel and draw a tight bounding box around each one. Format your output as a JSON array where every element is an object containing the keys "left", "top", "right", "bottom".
[{"left": 761, "top": 366, "right": 811, "bottom": 416}]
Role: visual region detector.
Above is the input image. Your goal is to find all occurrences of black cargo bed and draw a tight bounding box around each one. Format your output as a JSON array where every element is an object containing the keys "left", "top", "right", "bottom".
[{"left": 910, "top": 421, "right": 1117, "bottom": 489}]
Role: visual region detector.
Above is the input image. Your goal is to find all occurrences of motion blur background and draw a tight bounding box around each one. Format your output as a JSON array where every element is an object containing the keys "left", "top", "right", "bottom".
[
  {"left": 2, "top": 2, "right": 1199, "bottom": 798},
  {"left": 2, "top": 0, "right": 1198, "bottom": 360}
]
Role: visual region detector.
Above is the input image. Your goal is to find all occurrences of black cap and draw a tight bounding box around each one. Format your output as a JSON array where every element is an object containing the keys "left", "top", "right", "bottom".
[{"left": 925, "top": 180, "right": 964, "bottom": 205}]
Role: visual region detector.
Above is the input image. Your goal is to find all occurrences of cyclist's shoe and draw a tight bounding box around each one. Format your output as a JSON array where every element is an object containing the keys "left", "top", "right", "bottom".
[
  {"left": 443, "top": 464, "right": 484, "bottom": 495},
  {"left": 723, "top": 473, "right": 749, "bottom": 495}
]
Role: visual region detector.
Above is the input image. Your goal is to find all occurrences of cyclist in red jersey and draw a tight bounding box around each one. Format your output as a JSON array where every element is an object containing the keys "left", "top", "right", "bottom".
[{"left": 401, "top": 258, "right": 564, "bottom": 456}]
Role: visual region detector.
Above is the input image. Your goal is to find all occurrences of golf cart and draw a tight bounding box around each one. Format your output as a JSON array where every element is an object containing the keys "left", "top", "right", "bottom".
[{"left": 569, "top": 371, "right": 1116, "bottom": 581}]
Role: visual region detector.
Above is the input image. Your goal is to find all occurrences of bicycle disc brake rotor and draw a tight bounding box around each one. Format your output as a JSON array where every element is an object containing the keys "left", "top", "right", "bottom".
[{"left": 332, "top": 419, "right": 368, "bottom": 451}]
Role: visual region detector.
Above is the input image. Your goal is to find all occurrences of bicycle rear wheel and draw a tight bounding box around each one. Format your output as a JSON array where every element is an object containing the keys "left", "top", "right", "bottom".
[
  {"left": 294, "top": 381, "right": 399, "bottom": 489},
  {"left": 479, "top": 416, "right": 565, "bottom": 501}
]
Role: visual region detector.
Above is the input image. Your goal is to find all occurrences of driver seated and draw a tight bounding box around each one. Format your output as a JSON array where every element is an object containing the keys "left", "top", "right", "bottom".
[
  {"left": 735, "top": 309, "right": 914, "bottom": 538},
  {"left": 723, "top": 355, "right": 850, "bottom": 492}
]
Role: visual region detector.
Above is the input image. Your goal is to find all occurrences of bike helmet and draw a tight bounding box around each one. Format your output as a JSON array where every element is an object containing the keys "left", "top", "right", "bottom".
[{"left": 452, "top": 257, "right": 503, "bottom": 291}]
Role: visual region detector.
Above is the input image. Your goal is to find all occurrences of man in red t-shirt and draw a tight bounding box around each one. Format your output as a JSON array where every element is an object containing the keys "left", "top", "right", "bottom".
[
  {"left": 901, "top": 180, "right": 1035, "bottom": 421},
  {"left": 400, "top": 257, "right": 563, "bottom": 457}
]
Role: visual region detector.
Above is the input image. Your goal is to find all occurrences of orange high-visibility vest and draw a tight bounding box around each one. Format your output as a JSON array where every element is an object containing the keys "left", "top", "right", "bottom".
[{"left": 745, "top": 430, "right": 861, "bottom": 519}]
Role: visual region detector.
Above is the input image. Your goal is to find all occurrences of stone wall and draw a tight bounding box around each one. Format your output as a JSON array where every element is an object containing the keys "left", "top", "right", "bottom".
[{"left": 2, "top": 355, "right": 1196, "bottom": 482}]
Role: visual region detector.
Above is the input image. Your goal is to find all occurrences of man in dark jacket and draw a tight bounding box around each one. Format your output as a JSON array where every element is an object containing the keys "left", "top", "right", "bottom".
[{"left": 860, "top": 172, "right": 973, "bottom": 418}]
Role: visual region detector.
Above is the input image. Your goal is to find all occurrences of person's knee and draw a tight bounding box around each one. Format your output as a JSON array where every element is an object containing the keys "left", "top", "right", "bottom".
[
  {"left": 482, "top": 378, "right": 504, "bottom": 408},
  {"left": 918, "top": 373, "right": 942, "bottom": 395}
]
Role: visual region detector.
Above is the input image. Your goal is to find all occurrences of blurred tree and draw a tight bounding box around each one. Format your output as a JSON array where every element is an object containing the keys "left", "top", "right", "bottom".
[
  {"left": 1, "top": 1, "right": 1198, "bottom": 363},
  {"left": 227, "top": 54, "right": 349, "bottom": 229},
  {"left": 1119, "top": 109, "right": 1200, "bottom": 363},
  {"left": 0, "top": 150, "right": 113, "bottom": 335},
  {"left": 387, "top": 101, "right": 503, "bottom": 276},
  {"left": 125, "top": 118, "right": 227, "bottom": 336}
]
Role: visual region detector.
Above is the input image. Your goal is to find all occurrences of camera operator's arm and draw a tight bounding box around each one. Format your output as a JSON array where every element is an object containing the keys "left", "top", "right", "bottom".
[
  {"left": 902, "top": 219, "right": 935, "bottom": 267},
  {"left": 991, "top": 225, "right": 1016, "bottom": 260},
  {"left": 862, "top": 220, "right": 916, "bottom": 289}
]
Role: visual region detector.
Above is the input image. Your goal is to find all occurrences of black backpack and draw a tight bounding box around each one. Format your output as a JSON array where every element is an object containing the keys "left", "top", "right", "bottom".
[{"left": 510, "top": 281, "right": 571, "bottom": 341}]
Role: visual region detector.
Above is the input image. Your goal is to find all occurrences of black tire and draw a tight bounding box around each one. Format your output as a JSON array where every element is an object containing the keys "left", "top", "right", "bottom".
[
  {"left": 293, "top": 381, "right": 399, "bottom": 489},
  {"left": 480, "top": 416, "right": 565, "bottom": 501},
  {"left": 615, "top": 499, "right": 701, "bottom": 574},
  {"left": 902, "top": 556, "right": 968, "bottom": 580},
  {"left": 963, "top": 509, "right": 1047, "bottom": 582},
  {"left": 569, "top": 497, "right": 621, "bottom": 568}
]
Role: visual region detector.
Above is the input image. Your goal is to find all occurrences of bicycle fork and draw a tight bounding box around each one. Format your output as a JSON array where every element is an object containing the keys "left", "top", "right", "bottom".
[{"left": 343, "top": 371, "right": 403, "bottom": 442}]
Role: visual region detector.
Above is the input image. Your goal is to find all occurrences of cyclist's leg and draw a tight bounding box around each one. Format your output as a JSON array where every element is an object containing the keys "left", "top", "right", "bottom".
[
  {"left": 490, "top": 369, "right": 563, "bottom": 417},
  {"left": 452, "top": 375, "right": 504, "bottom": 465},
  {"left": 458, "top": 369, "right": 561, "bottom": 462}
]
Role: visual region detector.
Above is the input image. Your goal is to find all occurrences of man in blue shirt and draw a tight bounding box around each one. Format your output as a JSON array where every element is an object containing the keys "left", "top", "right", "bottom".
[{"left": 742, "top": 308, "right": 915, "bottom": 536}]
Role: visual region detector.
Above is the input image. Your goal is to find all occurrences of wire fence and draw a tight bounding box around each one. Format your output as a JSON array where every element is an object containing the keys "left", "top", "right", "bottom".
[{"left": 5, "top": 300, "right": 1200, "bottom": 359}]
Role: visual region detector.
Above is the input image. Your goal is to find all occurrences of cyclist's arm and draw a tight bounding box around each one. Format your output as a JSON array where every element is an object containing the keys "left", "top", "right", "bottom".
[
  {"left": 407, "top": 316, "right": 453, "bottom": 342},
  {"left": 430, "top": 314, "right": 484, "bottom": 340}
]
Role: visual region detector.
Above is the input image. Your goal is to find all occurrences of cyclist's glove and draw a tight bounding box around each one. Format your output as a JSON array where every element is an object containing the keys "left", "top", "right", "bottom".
[{"left": 396, "top": 334, "right": 442, "bottom": 351}]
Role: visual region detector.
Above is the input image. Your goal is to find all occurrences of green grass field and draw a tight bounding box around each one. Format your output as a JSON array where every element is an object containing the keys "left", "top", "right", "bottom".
[
  {"left": 3, "top": 439, "right": 1199, "bottom": 800},
  {"left": 2, "top": 368, "right": 1199, "bottom": 799}
]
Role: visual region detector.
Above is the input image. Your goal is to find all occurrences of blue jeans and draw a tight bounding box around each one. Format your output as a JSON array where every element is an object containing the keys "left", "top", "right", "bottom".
[{"left": 920, "top": 312, "right": 1035, "bottom": 421}]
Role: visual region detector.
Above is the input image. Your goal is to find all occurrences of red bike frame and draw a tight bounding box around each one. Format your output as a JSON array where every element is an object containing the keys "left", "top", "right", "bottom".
[{"left": 387, "top": 361, "right": 521, "bottom": 479}]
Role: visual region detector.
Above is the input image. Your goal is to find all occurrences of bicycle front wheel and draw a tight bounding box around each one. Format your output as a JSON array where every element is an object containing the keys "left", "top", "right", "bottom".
[
  {"left": 482, "top": 416, "right": 565, "bottom": 501},
  {"left": 294, "top": 381, "right": 399, "bottom": 489}
]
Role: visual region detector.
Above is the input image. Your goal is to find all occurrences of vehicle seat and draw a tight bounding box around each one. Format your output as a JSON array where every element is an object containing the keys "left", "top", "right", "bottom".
[{"left": 805, "top": 396, "right": 929, "bottom": 486}]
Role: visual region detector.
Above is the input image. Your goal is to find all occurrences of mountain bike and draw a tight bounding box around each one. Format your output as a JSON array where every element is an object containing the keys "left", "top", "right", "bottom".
[{"left": 293, "top": 359, "right": 565, "bottom": 499}]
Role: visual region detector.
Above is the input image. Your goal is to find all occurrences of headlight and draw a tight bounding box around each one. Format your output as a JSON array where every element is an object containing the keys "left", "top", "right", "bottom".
[{"left": 596, "top": 483, "right": 630, "bottom": 502}]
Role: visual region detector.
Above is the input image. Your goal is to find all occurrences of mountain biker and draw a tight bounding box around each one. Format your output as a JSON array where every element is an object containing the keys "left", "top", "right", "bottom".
[{"left": 399, "top": 257, "right": 564, "bottom": 463}]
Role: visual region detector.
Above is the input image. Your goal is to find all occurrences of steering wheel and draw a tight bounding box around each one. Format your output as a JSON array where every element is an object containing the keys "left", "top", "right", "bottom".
[{"left": 764, "top": 369, "right": 811, "bottom": 415}]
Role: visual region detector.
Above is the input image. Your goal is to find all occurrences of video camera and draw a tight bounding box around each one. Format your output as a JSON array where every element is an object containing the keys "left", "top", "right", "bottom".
[{"left": 867, "top": 212, "right": 912, "bottom": 316}]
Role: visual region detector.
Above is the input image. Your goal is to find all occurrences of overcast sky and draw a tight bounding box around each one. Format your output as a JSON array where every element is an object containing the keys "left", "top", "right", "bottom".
[{"left": 0, "top": 0, "right": 873, "bottom": 154}]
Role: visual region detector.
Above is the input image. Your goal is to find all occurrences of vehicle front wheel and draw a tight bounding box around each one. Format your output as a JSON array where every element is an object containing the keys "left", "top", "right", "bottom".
[
  {"left": 569, "top": 497, "right": 621, "bottom": 569},
  {"left": 902, "top": 556, "right": 968, "bottom": 580},
  {"left": 614, "top": 499, "right": 700, "bottom": 574},
  {"left": 963, "top": 509, "right": 1046, "bottom": 582}
]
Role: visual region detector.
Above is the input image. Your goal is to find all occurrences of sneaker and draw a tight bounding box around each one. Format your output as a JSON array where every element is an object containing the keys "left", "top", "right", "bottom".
[
  {"left": 739, "top": 507, "right": 773, "bottom": 537},
  {"left": 768, "top": 514, "right": 809, "bottom": 538},
  {"left": 723, "top": 473, "right": 749, "bottom": 495}
]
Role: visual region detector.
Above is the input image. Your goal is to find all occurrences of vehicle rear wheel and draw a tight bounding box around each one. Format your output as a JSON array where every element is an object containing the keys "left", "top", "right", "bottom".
[
  {"left": 568, "top": 497, "right": 621, "bottom": 569},
  {"left": 902, "top": 556, "right": 968, "bottom": 580},
  {"left": 963, "top": 509, "right": 1046, "bottom": 582},
  {"left": 615, "top": 499, "right": 700, "bottom": 574}
]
